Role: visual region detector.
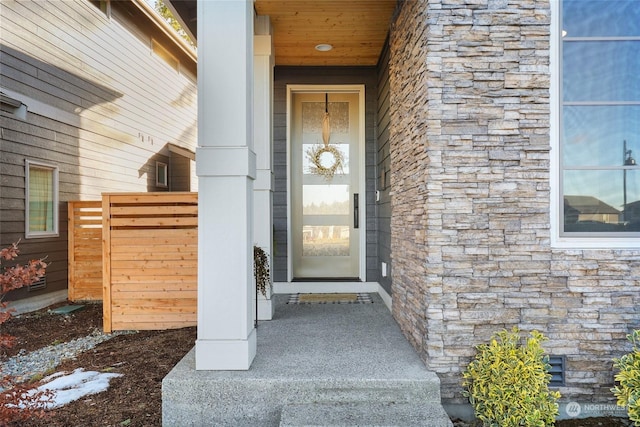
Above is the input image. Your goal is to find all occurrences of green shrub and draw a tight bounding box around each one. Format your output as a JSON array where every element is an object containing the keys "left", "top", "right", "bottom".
[
  {"left": 612, "top": 329, "right": 640, "bottom": 426},
  {"left": 462, "top": 327, "right": 561, "bottom": 427}
]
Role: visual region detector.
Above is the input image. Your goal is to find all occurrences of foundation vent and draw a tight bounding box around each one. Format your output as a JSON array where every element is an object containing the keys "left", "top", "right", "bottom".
[
  {"left": 548, "top": 355, "right": 565, "bottom": 387},
  {"left": 28, "top": 275, "right": 47, "bottom": 292}
]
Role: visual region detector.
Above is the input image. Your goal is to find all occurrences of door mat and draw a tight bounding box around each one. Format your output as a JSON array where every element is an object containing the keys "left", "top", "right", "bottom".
[{"left": 286, "top": 293, "right": 373, "bottom": 304}]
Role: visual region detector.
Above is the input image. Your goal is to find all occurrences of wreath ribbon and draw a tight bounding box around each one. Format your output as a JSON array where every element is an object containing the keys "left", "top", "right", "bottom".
[
  {"left": 322, "top": 93, "right": 330, "bottom": 146},
  {"left": 307, "top": 93, "right": 344, "bottom": 180}
]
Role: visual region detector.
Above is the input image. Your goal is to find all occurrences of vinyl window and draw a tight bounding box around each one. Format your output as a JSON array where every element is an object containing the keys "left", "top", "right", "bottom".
[
  {"left": 156, "top": 161, "right": 168, "bottom": 188},
  {"left": 25, "top": 160, "right": 59, "bottom": 238},
  {"left": 558, "top": 0, "right": 640, "bottom": 240}
]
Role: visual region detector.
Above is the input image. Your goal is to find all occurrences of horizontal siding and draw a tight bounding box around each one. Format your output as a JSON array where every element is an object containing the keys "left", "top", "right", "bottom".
[
  {"left": 376, "top": 41, "right": 393, "bottom": 294},
  {"left": 1, "top": 0, "right": 197, "bottom": 302}
]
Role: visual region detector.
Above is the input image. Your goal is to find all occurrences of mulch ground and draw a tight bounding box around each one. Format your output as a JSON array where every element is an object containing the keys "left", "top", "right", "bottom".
[
  {"left": 1, "top": 302, "right": 195, "bottom": 426},
  {"left": 0, "top": 302, "right": 633, "bottom": 426}
]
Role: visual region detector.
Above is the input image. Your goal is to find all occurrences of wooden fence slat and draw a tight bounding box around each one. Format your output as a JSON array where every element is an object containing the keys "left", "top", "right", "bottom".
[
  {"left": 68, "top": 202, "right": 75, "bottom": 302},
  {"left": 112, "top": 314, "right": 197, "bottom": 322},
  {"left": 111, "top": 304, "right": 197, "bottom": 315},
  {"left": 112, "top": 318, "right": 196, "bottom": 330},
  {"left": 106, "top": 192, "right": 197, "bottom": 204},
  {"left": 68, "top": 200, "right": 103, "bottom": 302},
  {"left": 101, "top": 192, "right": 198, "bottom": 332},
  {"left": 110, "top": 239, "right": 196, "bottom": 248},
  {"left": 110, "top": 228, "right": 197, "bottom": 238},
  {"left": 110, "top": 205, "right": 198, "bottom": 216},
  {"left": 111, "top": 290, "right": 197, "bottom": 299},
  {"left": 72, "top": 210, "right": 102, "bottom": 217},
  {"left": 110, "top": 252, "right": 197, "bottom": 261},
  {"left": 112, "top": 296, "right": 197, "bottom": 305},
  {"left": 71, "top": 201, "right": 103, "bottom": 209},
  {"left": 112, "top": 323, "right": 196, "bottom": 330},
  {"left": 110, "top": 275, "right": 196, "bottom": 285},
  {"left": 109, "top": 216, "right": 198, "bottom": 227},
  {"left": 70, "top": 194, "right": 198, "bottom": 332},
  {"left": 110, "top": 270, "right": 198, "bottom": 280},
  {"left": 102, "top": 195, "right": 113, "bottom": 333},
  {"left": 111, "top": 259, "right": 197, "bottom": 270},
  {"left": 111, "top": 282, "right": 195, "bottom": 292}
]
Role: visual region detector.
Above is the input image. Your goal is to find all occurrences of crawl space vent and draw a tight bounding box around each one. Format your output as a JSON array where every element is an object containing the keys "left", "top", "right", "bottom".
[
  {"left": 548, "top": 355, "right": 565, "bottom": 387},
  {"left": 28, "top": 275, "right": 47, "bottom": 292}
]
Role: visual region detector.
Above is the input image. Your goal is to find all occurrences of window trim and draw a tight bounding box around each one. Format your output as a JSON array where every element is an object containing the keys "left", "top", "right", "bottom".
[
  {"left": 156, "top": 161, "right": 168, "bottom": 188},
  {"left": 550, "top": 0, "right": 639, "bottom": 249},
  {"left": 25, "top": 160, "right": 59, "bottom": 239},
  {"left": 89, "top": 0, "right": 111, "bottom": 18}
]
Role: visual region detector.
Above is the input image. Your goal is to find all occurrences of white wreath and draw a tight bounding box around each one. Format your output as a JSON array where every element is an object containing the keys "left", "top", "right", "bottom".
[{"left": 306, "top": 144, "right": 345, "bottom": 180}]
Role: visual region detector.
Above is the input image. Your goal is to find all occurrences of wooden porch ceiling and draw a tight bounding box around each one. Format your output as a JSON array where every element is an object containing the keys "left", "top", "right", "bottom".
[{"left": 166, "top": 0, "right": 397, "bottom": 66}]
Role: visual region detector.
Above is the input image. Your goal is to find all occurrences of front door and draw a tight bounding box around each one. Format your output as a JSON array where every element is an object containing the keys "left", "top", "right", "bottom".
[{"left": 290, "top": 89, "right": 363, "bottom": 280}]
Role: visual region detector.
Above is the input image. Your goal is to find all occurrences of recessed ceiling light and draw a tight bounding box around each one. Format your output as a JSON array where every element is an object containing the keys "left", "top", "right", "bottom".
[{"left": 315, "top": 44, "right": 333, "bottom": 52}]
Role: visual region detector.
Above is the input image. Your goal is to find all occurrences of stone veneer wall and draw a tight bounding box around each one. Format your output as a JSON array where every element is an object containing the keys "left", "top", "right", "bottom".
[{"left": 388, "top": 0, "right": 640, "bottom": 405}]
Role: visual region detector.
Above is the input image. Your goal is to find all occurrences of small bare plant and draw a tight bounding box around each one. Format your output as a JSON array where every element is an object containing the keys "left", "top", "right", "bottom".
[
  {"left": 1, "top": 241, "right": 51, "bottom": 423},
  {"left": 254, "top": 246, "right": 271, "bottom": 297}
]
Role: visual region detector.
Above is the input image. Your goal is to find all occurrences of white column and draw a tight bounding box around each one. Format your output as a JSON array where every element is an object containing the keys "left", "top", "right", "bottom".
[
  {"left": 195, "top": 0, "right": 256, "bottom": 370},
  {"left": 253, "top": 16, "right": 275, "bottom": 320}
]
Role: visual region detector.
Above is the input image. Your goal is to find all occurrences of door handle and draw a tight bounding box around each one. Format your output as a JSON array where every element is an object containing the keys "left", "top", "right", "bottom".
[{"left": 354, "top": 193, "right": 359, "bottom": 229}]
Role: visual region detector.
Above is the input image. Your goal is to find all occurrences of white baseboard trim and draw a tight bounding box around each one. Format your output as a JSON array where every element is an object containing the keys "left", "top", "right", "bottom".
[
  {"left": 377, "top": 284, "right": 392, "bottom": 312},
  {"left": 273, "top": 281, "right": 379, "bottom": 294}
]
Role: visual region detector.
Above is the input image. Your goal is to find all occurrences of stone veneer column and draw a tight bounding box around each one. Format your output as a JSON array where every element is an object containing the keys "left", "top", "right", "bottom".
[
  {"left": 195, "top": 0, "right": 256, "bottom": 370},
  {"left": 388, "top": 0, "right": 431, "bottom": 360},
  {"left": 254, "top": 15, "right": 275, "bottom": 320},
  {"left": 389, "top": 0, "right": 553, "bottom": 402},
  {"left": 389, "top": 0, "right": 640, "bottom": 407}
]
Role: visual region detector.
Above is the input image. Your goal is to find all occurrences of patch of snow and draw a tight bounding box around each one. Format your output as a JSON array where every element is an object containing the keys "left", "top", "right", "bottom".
[{"left": 16, "top": 368, "right": 122, "bottom": 410}]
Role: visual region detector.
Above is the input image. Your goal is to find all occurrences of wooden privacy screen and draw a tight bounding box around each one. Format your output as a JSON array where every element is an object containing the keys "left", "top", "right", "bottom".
[
  {"left": 68, "top": 201, "right": 103, "bottom": 301},
  {"left": 102, "top": 192, "right": 198, "bottom": 333}
]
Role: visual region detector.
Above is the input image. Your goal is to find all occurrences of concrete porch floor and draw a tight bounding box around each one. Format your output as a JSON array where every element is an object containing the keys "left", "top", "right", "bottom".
[{"left": 162, "top": 293, "right": 452, "bottom": 426}]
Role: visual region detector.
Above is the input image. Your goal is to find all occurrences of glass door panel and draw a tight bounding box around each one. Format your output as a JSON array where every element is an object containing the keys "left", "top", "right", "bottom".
[{"left": 291, "top": 91, "right": 360, "bottom": 279}]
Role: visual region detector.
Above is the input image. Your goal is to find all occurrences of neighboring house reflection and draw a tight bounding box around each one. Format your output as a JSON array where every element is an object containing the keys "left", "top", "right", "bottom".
[
  {"left": 564, "top": 195, "right": 640, "bottom": 231},
  {"left": 564, "top": 195, "right": 622, "bottom": 231}
]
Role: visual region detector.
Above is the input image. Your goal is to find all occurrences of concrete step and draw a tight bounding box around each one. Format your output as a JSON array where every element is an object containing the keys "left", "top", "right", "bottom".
[
  {"left": 163, "top": 349, "right": 445, "bottom": 426},
  {"left": 279, "top": 402, "right": 453, "bottom": 427},
  {"left": 163, "top": 295, "right": 448, "bottom": 426}
]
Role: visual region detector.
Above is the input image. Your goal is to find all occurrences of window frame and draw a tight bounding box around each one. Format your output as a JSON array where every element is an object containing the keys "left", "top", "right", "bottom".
[
  {"left": 89, "top": 0, "right": 111, "bottom": 18},
  {"left": 156, "top": 161, "right": 168, "bottom": 188},
  {"left": 25, "top": 160, "right": 59, "bottom": 239},
  {"left": 550, "top": 0, "right": 640, "bottom": 248}
]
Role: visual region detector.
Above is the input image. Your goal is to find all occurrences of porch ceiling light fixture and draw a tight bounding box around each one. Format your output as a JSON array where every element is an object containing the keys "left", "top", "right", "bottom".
[{"left": 315, "top": 43, "right": 333, "bottom": 52}]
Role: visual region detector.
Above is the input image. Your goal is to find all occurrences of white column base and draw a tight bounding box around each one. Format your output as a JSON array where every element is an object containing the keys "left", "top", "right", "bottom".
[
  {"left": 195, "top": 328, "right": 257, "bottom": 371},
  {"left": 257, "top": 296, "right": 274, "bottom": 320}
]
